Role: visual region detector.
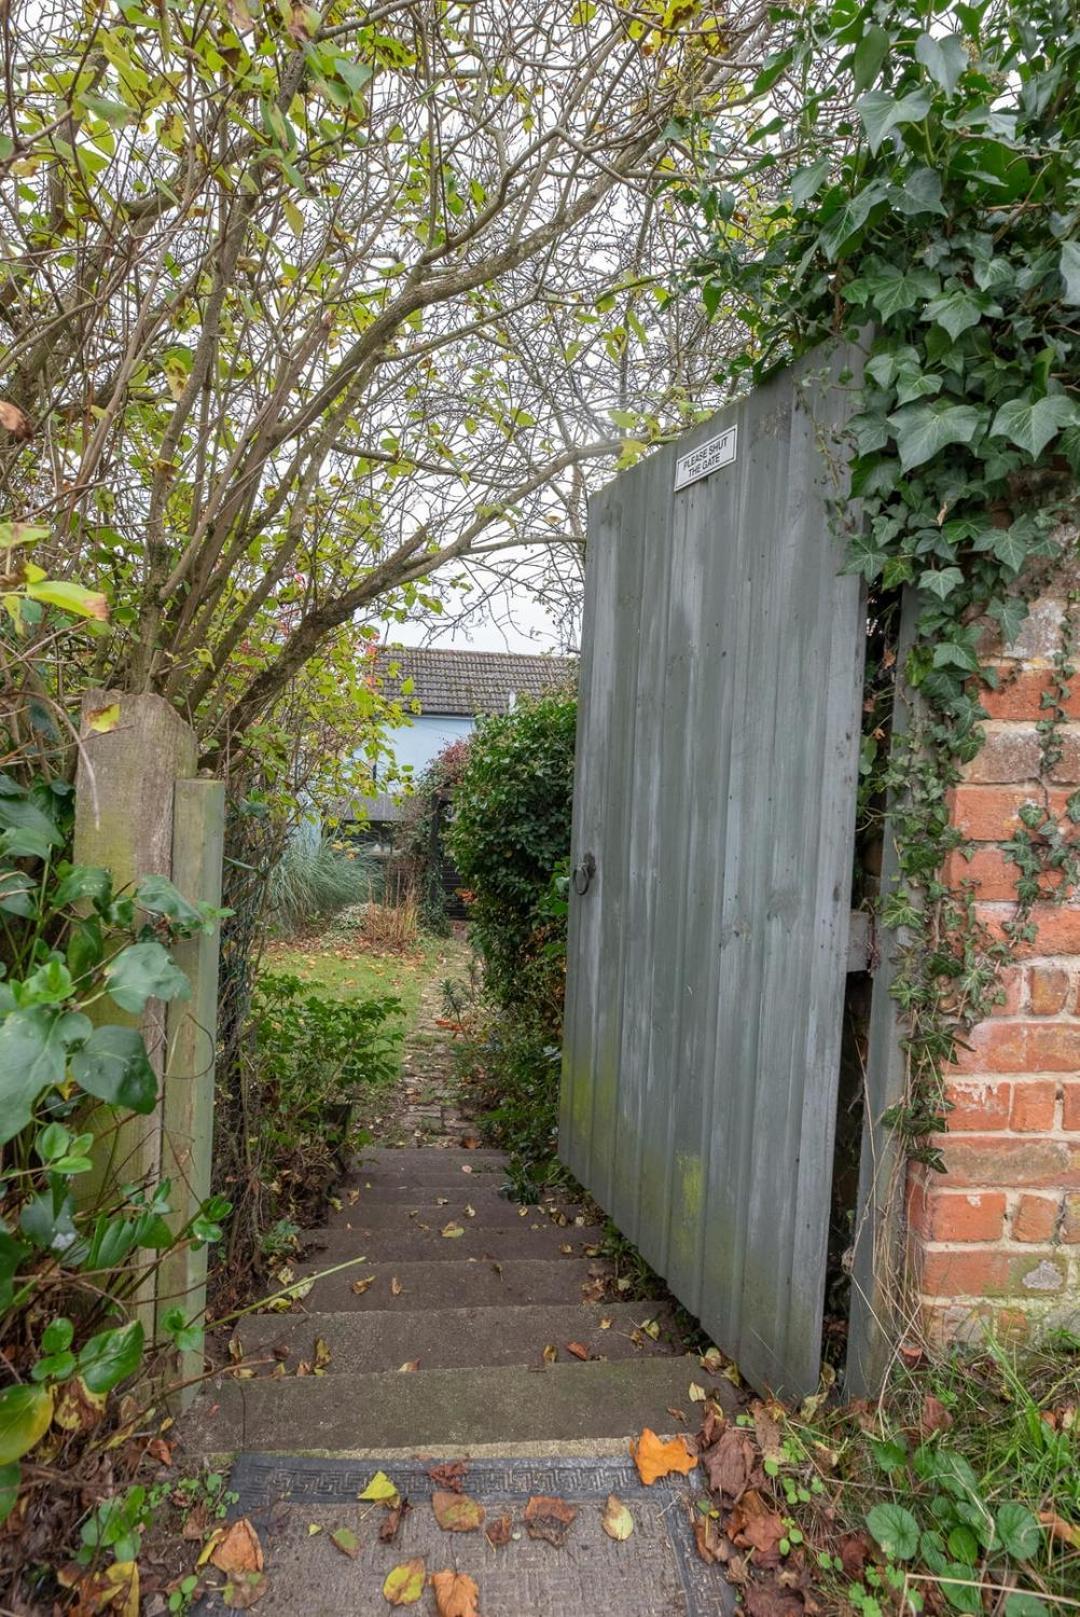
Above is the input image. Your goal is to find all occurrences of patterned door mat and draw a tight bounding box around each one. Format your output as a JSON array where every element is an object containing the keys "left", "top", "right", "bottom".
[{"left": 197, "top": 1452, "right": 736, "bottom": 1616}]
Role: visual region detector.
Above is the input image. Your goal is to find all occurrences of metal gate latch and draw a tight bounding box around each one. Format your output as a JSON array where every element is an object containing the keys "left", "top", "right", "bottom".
[{"left": 572, "top": 852, "right": 596, "bottom": 895}]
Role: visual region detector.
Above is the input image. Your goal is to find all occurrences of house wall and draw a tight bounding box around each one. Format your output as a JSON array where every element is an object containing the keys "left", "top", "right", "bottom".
[{"left": 378, "top": 714, "right": 474, "bottom": 780}]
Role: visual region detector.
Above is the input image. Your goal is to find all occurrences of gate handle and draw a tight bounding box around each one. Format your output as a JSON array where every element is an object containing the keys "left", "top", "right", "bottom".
[{"left": 572, "top": 852, "right": 596, "bottom": 895}]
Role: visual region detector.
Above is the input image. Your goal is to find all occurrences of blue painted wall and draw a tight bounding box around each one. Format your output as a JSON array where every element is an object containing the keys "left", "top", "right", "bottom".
[{"left": 378, "top": 713, "right": 475, "bottom": 781}]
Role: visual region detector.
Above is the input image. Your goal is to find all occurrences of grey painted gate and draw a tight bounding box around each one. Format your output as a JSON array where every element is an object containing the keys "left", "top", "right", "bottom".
[{"left": 560, "top": 347, "right": 865, "bottom": 1400}]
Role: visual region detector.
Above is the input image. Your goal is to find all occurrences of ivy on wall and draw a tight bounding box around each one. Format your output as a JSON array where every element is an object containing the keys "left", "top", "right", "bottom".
[{"left": 689, "top": 0, "right": 1079, "bottom": 1148}]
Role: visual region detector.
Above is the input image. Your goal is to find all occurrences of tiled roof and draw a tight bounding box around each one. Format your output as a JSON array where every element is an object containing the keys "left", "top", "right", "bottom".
[{"left": 372, "top": 646, "right": 576, "bottom": 716}]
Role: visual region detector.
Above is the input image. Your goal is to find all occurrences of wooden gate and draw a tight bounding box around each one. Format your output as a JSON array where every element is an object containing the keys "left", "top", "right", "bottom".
[{"left": 560, "top": 347, "right": 866, "bottom": 1399}]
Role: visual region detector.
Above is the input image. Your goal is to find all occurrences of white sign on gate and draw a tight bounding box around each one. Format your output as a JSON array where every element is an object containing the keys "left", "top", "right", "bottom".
[{"left": 673, "top": 424, "right": 738, "bottom": 491}]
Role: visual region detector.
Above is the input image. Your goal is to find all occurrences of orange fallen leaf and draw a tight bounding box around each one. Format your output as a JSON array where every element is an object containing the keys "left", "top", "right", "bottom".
[
  {"left": 631, "top": 1429, "right": 698, "bottom": 1485},
  {"left": 566, "top": 1342, "right": 590, "bottom": 1361},
  {"left": 430, "top": 1569, "right": 480, "bottom": 1617},
  {"left": 210, "top": 1518, "right": 264, "bottom": 1574},
  {"left": 1039, "top": 1509, "right": 1080, "bottom": 1549}
]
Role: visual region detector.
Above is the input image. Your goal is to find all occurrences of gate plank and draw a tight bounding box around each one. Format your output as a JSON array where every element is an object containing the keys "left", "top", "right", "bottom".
[{"left": 562, "top": 346, "right": 866, "bottom": 1399}]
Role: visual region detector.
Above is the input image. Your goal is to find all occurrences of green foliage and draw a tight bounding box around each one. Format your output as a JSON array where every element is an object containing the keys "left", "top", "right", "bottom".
[
  {"left": 0, "top": 776, "right": 231, "bottom": 1560},
  {"left": 397, "top": 737, "right": 473, "bottom": 935},
  {"left": 247, "top": 970, "right": 402, "bottom": 1223},
  {"left": 690, "top": 0, "right": 1080, "bottom": 1164},
  {"left": 448, "top": 693, "right": 576, "bottom": 1015},
  {"left": 266, "top": 833, "right": 378, "bottom": 935}
]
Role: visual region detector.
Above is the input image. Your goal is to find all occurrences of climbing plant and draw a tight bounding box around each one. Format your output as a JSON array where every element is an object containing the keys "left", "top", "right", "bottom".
[{"left": 689, "top": 0, "right": 1079, "bottom": 1148}]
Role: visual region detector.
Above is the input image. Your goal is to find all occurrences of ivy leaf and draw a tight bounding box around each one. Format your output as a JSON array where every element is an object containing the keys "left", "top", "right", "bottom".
[
  {"left": 78, "top": 1321, "right": 144, "bottom": 1394},
  {"left": 136, "top": 874, "right": 210, "bottom": 933},
  {"left": 990, "top": 394, "right": 1078, "bottom": 458},
  {"left": 817, "top": 181, "right": 887, "bottom": 259},
  {"left": 104, "top": 941, "right": 190, "bottom": 1014},
  {"left": 920, "top": 567, "right": 965, "bottom": 600},
  {"left": 914, "top": 31, "right": 968, "bottom": 95},
  {"left": 852, "top": 25, "right": 890, "bottom": 91},
  {"left": 866, "top": 1502, "right": 919, "bottom": 1560},
  {"left": 857, "top": 88, "right": 933, "bottom": 155},
  {"left": 923, "top": 289, "right": 987, "bottom": 339},
  {"left": 895, "top": 166, "right": 945, "bottom": 215},
  {"left": 974, "top": 524, "right": 1030, "bottom": 573},
  {"left": 887, "top": 402, "right": 982, "bottom": 471},
  {"left": 895, "top": 365, "right": 942, "bottom": 405},
  {"left": 994, "top": 1502, "right": 1042, "bottom": 1561},
  {"left": 71, "top": 1025, "right": 158, "bottom": 1113},
  {"left": 851, "top": 264, "right": 939, "bottom": 320},
  {"left": 989, "top": 595, "right": 1030, "bottom": 647},
  {"left": 0, "top": 1007, "right": 93, "bottom": 1145},
  {"left": 1060, "top": 240, "right": 1080, "bottom": 306},
  {"left": 790, "top": 155, "right": 830, "bottom": 207}
]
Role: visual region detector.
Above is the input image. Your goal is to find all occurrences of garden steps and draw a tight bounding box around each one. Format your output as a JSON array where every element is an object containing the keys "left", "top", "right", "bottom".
[
  {"left": 188, "top": 1142, "right": 701, "bottom": 1455},
  {"left": 228, "top": 1301, "right": 680, "bottom": 1375}
]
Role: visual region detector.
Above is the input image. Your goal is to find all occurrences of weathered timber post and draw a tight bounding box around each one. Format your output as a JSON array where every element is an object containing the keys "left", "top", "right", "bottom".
[{"left": 73, "top": 692, "right": 223, "bottom": 1390}]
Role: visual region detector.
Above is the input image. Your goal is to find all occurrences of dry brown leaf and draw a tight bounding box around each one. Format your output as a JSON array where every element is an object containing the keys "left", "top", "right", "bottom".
[
  {"left": 702, "top": 1426, "right": 756, "bottom": 1500},
  {"left": 601, "top": 1494, "right": 633, "bottom": 1541},
  {"left": 484, "top": 1511, "right": 512, "bottom": 1548},
  {"left": 210, "top": 1518, "right": 264, "bottom": 1575},
  {"left": 918, "top": 1393, "right": 953, "bottom": 1436},
  {"left": 542, "top": 1343, "right": 557, "bottom": 1364},
  {"left": 524, "top": 1494, "right": 577, "bottom": 1547},
  {"left": 0, "top": 401, "right": 32, "bottom": 440},
  {"left": 743, "top": 1585, "right": 805, "bottom": 1617},
  {"left": 398, "top": 1359, "right": 420, "bottom": 1373},
  {"left": 1039, "top": 1509, "right": 1080, "bottom": 1548},
  {"left": 751, "top": 1399, "right": 784, "bottom": 1463},
  {"left": 728, "top": 1489, "right": 786, "bottom": 1567},
  {"left": 631, "top": 1428, "right": 698, "bottom": 1486},
  {"left": 566, "top": 1341, "right": 590, "bottom": 1361},
  {"left": 692, "top": 1511, "right": 726, "bottom": 1565},
  {"left": 427, "top": 1461, "right": 467, "bottom": 1493},
  {"left": 379, "top": 1498, "right": 410, "bottom": 1544},
  {"left": 431, "top": 1490, "right": 485, "bottom": 1532},
  {"left": 667, "top": 1406, "right": 688, "bottom": 1424},
  {"left": 53, "top": 1377, "right": 106, "bottom": 1434},
  {"left": 391, "top": 1276, "right": 404, "bottom": 1296},
  {"left": 351, "top": 1275, "right": 375, "bottom": 1295},
  {"left": 430, "top": 1569, "right": 480, "bottom": 1617}
]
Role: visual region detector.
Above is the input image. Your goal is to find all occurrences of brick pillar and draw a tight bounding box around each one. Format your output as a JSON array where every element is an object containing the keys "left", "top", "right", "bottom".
[{"left": 908, "top": 586, "right": 1080, "bottom": 1344}]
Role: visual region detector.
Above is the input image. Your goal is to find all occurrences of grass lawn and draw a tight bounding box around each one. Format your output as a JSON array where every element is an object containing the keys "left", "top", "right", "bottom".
[{"left": 260, "top": 932, "right": 469, "bottom": 1073}]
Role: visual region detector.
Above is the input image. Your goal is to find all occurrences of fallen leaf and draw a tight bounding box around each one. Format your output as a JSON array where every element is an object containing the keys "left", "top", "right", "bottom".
[
  {"left": 222, "top": 1572, "right": 267, "bottom": 1611},
  {"left": 359, "top": 1470, "right": 400, "bottom": 1502},
  {"left": 1039, "top": 1509, "right": 1080, "bottom": 1548},
  {"left": 838, "top": 1531, "right": 872, "bottom": 1579},
  {"left": 352, "top": 1275, "right": 376, "bottom": 1295},
  {"left": 601, "top": 1494, "right": 634, "bottom": 1541},
  {"left": 728, "top": 1489, "right": 786, "bottom": 1566},
  {"left": 688, "top": 1382, "right": 707, "bottom": 1403},
  {"left": 347, "top": 1189, "right": 360, "bottom": 1205},
  {"left": 919, "top": 1393, "right": 953, "bottom": 1436},
  {"left": 209, "top": 1519, "right": 263, "bottom": 1575},
  {"left": 667, "top": 1406, "right": 688, "bottom": 1424},
  {"left": 485, "top": 1511, "right": 512, "bottom": 1548},
  {"left": 330, "top": 1526, "right": 359, "bottom": 1558},
  {"left": 398, "top": 1359, "right": 420, "bottom": 1373},
  {"left": 427, "top": 1461, "right": 467, "bottom": 1492},
  {"left": 228, "top": 1336, "right": 245, "bottom": 1363},
  {"left": 461, "top": 1165, "right": 473, "bottom": 1174},
  {"left": 379, "top": 1498, "right": 410, "bottom": 1544},
  {"left": 307, "top": 1524, "right": 323, "bottom": 1537},
  {"left": 432, "top": 1490, "right": 485, "bottom": 1532},
  {"left": 693, "top": 1510, "right": 726, "bottom": 1564},
  {"left": 436, "top": 1197, "right": 450, "bottom": 1206},
  {"left": 524, "top": 1494, "right": 577, "bottom": 1547},
  {"left": 313, "top": 1338, "right": 332, "bottom": 1371},
  {"left": 86, "top": 703, "right": 120, "bottom": 734},
  {"left": 632, "top": 1429, "right": 698, "bottom": 1485},
  {"left": 599, "top": 1316, "right": 613, "bottom": 1330},
  {"left": 146, "top": 1437, "right": 174, "bottom": 1465},
  {"left": 464, "top": 1204, "right": 476, "bottom": 1217},
  {"left": 700, "top": 1345, "right": 724, "bottom": 1374},
  {"left": 566, "top": 1341, "right": 590, "bottom": 1361},
  {"left": 462, "top": 1136, "right": 481, "bottom": 1150},
  {"left": 640, "top": 1318, "right": 661, "bottom": 1340},
  {"left": 430, "top": 1569, "right": 480, "bottom": 1617},
  {"left": 383, "top": 1559, "right": 425, "bottom": 1607},
  {"left": 391, "top": 1276, "right": 403, "bottom": 1296},
  {"left": 702, "top": 1426, "right": 756, "bottom": 1500},
  {"left": 542, "top": 1343, "right": 557, "bottom": 1364},
  {"left": 751, "top": 1399, "right": 784, "bottom": 1464},
  {"left": 441, "top": 1222, "right": 465, "bottom": 1239}
]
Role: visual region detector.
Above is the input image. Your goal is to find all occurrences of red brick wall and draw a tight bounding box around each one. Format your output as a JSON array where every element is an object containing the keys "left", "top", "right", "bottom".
[{"left": 907, "top": 590, "right": 1080, "bottom": 1344}]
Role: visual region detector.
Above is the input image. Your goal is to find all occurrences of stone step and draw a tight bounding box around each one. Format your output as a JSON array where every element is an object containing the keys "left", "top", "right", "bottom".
[
  {"left": 297, "top": 1223, "right": 593, "bottom": 1265},
  {"left": 186, "top": 1356, "right": 735, "bottom": 1453},
  {"left": 327, "top": 1181, "right": 515, "bottom": 1207},
  {"left": 228, "top": 1301, "right": 680, "bottom": 1374},
  {"left": 321, "top": 1190, "right": 592, "bottom": 1231},
  {"left": 351, "top": 1146, "right": 508, "bottom": 1173},
  {"left": 278, "top": 1256, "right": 604, "bottom": 1312}
]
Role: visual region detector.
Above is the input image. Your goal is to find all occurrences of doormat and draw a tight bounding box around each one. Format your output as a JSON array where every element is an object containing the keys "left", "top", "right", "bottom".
[{"left": 196, "top": 1452, "right": 735, "bottom": 1616}]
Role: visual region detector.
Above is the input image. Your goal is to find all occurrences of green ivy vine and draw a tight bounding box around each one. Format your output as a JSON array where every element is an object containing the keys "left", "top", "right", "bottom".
[{"left": 689, "top": 0, "right": 1080, "bottom": 1160}]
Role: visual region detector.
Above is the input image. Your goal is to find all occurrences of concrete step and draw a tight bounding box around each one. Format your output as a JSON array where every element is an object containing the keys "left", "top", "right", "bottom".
[
  {"left": 280, "top": 1256, "right": 605, "bottom": 1312},
  {"left": 351, "top": 1146, "right": 508, "bottom": 1173},
  {"left": 228, "top": 1302, "right": 680, "bottom": 1374},
  {"left": 298, "top": 1223, "right": 592, "bottom": 1265},
  {"left": 321, "top": 1191, "right": 593, "bottom": 1231},
  {"left": 186, "top": 1356, "right": 736, "bottom": 1453}
]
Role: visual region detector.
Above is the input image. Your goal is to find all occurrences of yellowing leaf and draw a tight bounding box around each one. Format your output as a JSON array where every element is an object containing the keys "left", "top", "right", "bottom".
[
  {"left": 307, "top": 1523, "right": 322, "bottom": 1536},
  {"left": 359, "top": 1469, "right": 399, "bottom": 1502},
  {"left": 313, "top": 1337, "right": 332, "bottom": 1371},
  {"left": 86, "top": 703, "right": 120, "bottom": 734},
  {"left": 440, "top": 1222, "right": 464, "bottom": 1239},
  {"left": 53, "top": 1377, "right": 106, "bottom": 1433},
  {"left": 383, "top": 1558, "right": 425, "bottom": 1606},
  {"left": 398, "top": 1359, "right": 419, "bottom": 1373},
  {"left": 601, "top": 1494, "right": 634, "bottom": 1541},
  {"left": 330, "top": 1526, "right": 359, "bottom": 1558},
  {"left": 352, "top": 1275, "right": 376, "bottom": 1295},
  {"left": 431, "top": 1489, "right": 485, "bottom": 1532},
  {"left": 431, "top": 1569, "right": 480, "bottom": 1617},
  {"left": 631, "top": 1429, "right": 698, "bottom": 1486},
  {"left": 688, "top": 1382, "right": 707, "bottom": 1403},
  {"left": 542, "top": 1343, "right": 557, "bottom": 1364},
  {"left": 25, "top": 579, "right": 108, "bottom": 620}
]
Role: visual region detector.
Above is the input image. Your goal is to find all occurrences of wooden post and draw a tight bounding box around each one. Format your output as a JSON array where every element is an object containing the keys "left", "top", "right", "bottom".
[
  {"left": 157, "top": 779, "right": 225, "bottom": 1400},
  {"left": 73, "top": 692, "right": 221, "bottom": 1366}
]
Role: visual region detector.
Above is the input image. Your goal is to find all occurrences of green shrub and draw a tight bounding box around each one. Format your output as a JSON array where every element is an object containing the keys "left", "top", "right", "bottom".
[
  {"left": 247, "top": 972, "right": 402, "bottom": 1221},
  {"left": 266, "top": 833, "right": 378, "bottom": 934},
  {"left": 447, "top": 692, "right": 576, "bottom": 1018}
]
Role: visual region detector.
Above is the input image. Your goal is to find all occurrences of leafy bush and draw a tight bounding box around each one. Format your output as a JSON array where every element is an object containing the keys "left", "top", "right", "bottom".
[
  {"left": 447, "top": 692, "right": 576, "bottom": 1017},
  {"left": 266, "top": 832, "right": 378, "bottom": 934},
  {"left": 397, "top": 737, "right": 473, "bottom": 935},
  {"left": 0, "top": 775, "right": 230, "bottom": 1595},
  {"left": 247, "top": 972, "right": 402, "bottom": 1223}
]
